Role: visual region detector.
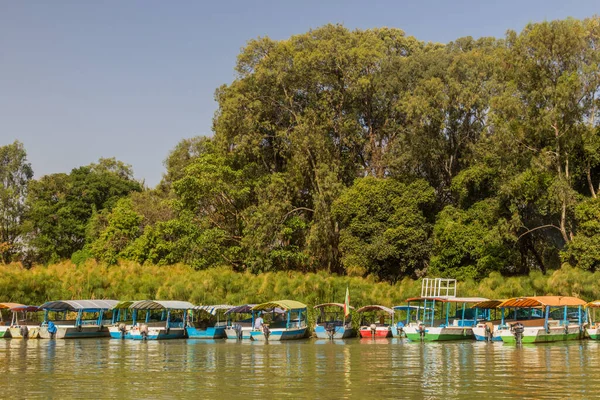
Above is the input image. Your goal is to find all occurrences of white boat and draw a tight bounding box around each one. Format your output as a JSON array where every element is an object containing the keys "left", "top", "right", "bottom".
[{"left": 38, "top": 300, "right": 118, "bottom": 339}]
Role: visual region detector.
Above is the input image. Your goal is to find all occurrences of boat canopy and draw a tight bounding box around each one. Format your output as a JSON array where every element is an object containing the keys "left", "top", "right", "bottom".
[
  {"left": 406, "top": 297, "right": 489, "bottom": 304},
  {"left": 0, "top": 302, "right": 25, "bottom": 310},
  {"left": 9, "top": 305, "right": 39, "bottom": 312},
  {"left": 499, "top": 296, "right": 586, "bottom": 308},
  {"left": 40, "top": 300, "right": 119, "bottom": 312},
  {"left": 313, "top": 303, "right": 354, "bottom": 310},
  {"left": 111, "top": 301, "right": 137, "bottom": 310},
  {"left": 356, "top": 305, "right": 393, "bottom": 315},
  {"left": 392, "top": 305, "right": 426, "bottom": 311},
  {"left": 224, "top": 304, "right": 256, "bottom": 314},
  {"left": 193, "top": 305, "right": 234, "bottom": 315},
  {"left": 252, "top": 300, "right": 307, "bottom": 312},
  {"left": 586, "top": 300, "right": 600, "bottom": 308},
  {"left": 470, "top": 300, "right": 506, "bottom": 309},
  {"left": 129, "top": 300, "right": 194, "bottom": 310}
]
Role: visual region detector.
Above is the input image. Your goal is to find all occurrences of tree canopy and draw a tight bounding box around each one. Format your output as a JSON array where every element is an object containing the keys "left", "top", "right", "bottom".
[{"left": 3, "top": 17, "right": 600, "bottom": 281}]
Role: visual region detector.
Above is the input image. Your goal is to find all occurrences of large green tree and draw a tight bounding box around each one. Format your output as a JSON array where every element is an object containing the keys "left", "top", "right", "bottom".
[{"left": 0, "top": 141, "right": 33, "bottom": 263}]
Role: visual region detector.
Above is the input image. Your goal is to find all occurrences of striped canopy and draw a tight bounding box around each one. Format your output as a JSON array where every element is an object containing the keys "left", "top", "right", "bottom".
[
  {"left": 129, "top": 300, "right": 195, "bottom": 310},
  {"left": 313, "top": 303, "right": 354, "bottom": 310},
  {"left": 40, "top": 300, "right": 118, "bottom": 311},
  {"left": 500, "top": 296, "right": 586, "bottom": 308},
  {"left": 193, "top": 305, "right": 234, "bottom": 315},
  {"left": 252, "top": 300, "right": 307, "bottom": 312},
  {"left": 470, "top": 300, "right": 506, "bottom": 309}
]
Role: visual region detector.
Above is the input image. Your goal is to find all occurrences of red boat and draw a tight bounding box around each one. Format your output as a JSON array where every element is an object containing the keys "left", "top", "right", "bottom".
[{"left": 356, "top": 305, "right": 393, "bottom": 338}]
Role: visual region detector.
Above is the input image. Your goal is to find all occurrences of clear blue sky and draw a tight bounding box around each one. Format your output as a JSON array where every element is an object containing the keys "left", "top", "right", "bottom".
[{"left": 1, "top": 1, "right": 598, "bottom": 187}]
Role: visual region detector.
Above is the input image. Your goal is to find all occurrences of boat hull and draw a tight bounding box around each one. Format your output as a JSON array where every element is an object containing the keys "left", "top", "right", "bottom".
[
  {"left": 108, "top": 325, "right": 186, "bottom": 340},
  {"left": 0, "top": 326, "right": 10, "bottom": 338},
  {"left": 472, "top": 325, "right": 502, "bottom": 342},
  {"left": 499, "top": 325, "right": 584, "bottom": 344},
  {"left": 186, "top": 326, "right": 226, "bottom": 339},
  {"left": 358, "top": 327, "right": 391, "bottom": 338},
  {"left": 224, "top": 326, "right": 252, "bottom": 340},
  {"left": 39, "top": 325, "right": 110, "bottom": 339},
  {"left": 314, "top": 325, "right": 355, "bottom": 339},
  {"left": 8, "top": 326, "right": 40, "bottom": 339},
  {"left": 250, "top": 327, "right": 307, "bottom": 341},
  {"left": 587, "top": 327, "right": 600, "bottom": 340},
  {"left": 404, "top": 325, "right": 474, "bottom": 342}
]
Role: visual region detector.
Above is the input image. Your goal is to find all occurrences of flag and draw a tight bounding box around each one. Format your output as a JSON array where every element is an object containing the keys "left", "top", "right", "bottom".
[{"left": 344, "top": 286, "right": 350, "bottom": 318}]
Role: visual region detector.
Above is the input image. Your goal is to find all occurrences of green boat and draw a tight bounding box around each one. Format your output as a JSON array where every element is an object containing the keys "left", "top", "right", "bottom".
[{"left": 496, "top": 296, "right": 586, "bottom": 344}]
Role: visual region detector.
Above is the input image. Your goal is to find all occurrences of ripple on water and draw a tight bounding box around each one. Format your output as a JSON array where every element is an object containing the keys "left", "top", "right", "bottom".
[{"left": 1, "top": 338, "right": 599, "bottom": 399}]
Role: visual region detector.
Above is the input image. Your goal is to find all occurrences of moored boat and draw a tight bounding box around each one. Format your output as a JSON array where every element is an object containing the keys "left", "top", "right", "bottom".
[
  {"left": 223, "top": 304, "right": 256, "bottom": 340},
  {"left": 314, "top": 303, "right": 355, "bottom": 339},
  {"left": 471, "top": 300, "right": 506, "bottom": 342},
  {"left": 38, "top": 300, "right": 118, "bottom": 339},
  {"left": 6, "top": 304, "right": 42, "bottom": 339},
  {"left": 356, "top": 305, "right": 393, "bottom": 338},
  {"left": 391, "top": 305, "right": 424, "bottom": 338},
  {"left": 403, "top": 296, "right": 488, "bottom": 341},
  {"left": 186, "top": 305, "right": 233, "bottom": 339},
  {"left": 250, "top": 300, "right": 308, "bottom": 341},
  {"left": 585, "top": 301, "right": 600, "bottom": 339},
  {"left": 496, "top": 296, "right": 586, "bottom": 344},
  {"left": 108, "top": 300, "right": 193, "bottom": 340}
]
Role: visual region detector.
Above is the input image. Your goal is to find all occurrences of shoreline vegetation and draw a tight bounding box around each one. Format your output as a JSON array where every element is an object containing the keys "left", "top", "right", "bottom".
[
  {"left": 2, "top": 262, "right": 599, "bottom": 307},
  {"left": 2, "top": 17, "right": 600, "bottom": 288}
]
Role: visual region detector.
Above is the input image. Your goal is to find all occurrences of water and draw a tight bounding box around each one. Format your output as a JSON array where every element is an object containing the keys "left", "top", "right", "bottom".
[{"left": 0, "top": 338, "right": 597, "bottom": 399}]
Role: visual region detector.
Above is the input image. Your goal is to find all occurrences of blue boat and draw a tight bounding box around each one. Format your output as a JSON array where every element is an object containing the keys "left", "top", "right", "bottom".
[
  {"left": 223, "top": 304, "right": 256, "bottom": 340},
  {"left": 186, "top": 305, "right": 233, "bottom": 339},
  {"left": 108, "top": 300, "right": 194, "bottom": 340},
  {"left": 314, "top": 303, "right": 355, "bottom": 339},
  {"left": 391, "top": 305, "right": 425, "bottom": 338},
  {"left": 250, "top": 300, "right": 308, "bottom": 341},
  {"left": 38, "top": 300, "right": 118, "bottom": 339}
]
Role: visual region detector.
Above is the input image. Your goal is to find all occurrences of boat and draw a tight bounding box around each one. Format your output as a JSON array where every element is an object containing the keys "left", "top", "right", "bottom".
[
  {"left": 356, "top": 305, "right": 394, "bottom": 338},
  {"left": 6, "top": 304, "right": 42, "bottom": 339},
  {"left": 38, "top": 300, "right": 118, "bottom": 339},
  {"left": 585, "top": 300, "right": 600, "bottom": 339},
  {"left": 223, "top": 304, "right": 256, "bottom": 340},
  {"left": 402, "top": 278, "right": 488, "bottom": 341},
  {"left": 186, "top": 305, "right": 233, "bottom": 339},
  {"left": 313, "top": 303, "right": 355, "bottom": 339},
  {"left": 391, "top": 305, "right": 424, "bottom": 338},
  {"left": 471, "top": 299, "right": 545, "bottom": 342},
  {"left": 0, "top": 303, "right": 25, "bottom": 338},
  {"left": 108, "top": 300, "right": 194, "bottom": 340},
  {"left": 496, "top": 296, "right": 586, "bottom": 344},
  {"left": 250, "top": 300, "right": 308, "bottom": 341}
]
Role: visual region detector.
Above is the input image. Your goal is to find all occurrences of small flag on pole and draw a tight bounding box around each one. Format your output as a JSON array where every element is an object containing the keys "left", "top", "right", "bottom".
[{"left": 344, "top": 286, "right": 350, "bottom": 318}]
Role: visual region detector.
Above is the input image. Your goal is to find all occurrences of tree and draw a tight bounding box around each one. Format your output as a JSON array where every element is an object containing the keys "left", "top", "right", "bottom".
[
  {"left": 0, "top": 141, "right": 33, "bottom": 263},
  {"left": 26, "top": 159, "right": 142, "bottom": 263},
  {"left": 332, "top": 177, "right": 435, "bottom": 281}
]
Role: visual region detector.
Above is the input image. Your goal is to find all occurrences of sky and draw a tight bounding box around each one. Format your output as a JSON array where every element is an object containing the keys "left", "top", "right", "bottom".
[{"left": 1, "top": 1, "right": 598, "bottom": 187}]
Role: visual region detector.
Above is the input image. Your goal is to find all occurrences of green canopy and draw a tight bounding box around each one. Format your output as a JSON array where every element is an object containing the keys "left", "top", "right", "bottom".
[{"left": 252, "top": 300, "right": 307, "bottom": 311}]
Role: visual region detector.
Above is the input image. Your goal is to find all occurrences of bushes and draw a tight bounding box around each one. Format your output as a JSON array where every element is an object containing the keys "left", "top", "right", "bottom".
[{"left": 3, "top": 262, "right": 600, "bottom": 308}]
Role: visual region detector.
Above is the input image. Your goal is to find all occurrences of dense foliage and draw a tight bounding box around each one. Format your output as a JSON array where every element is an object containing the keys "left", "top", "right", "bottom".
[{"left": 2, "top": 17, "right": 600, "bottom": 283}]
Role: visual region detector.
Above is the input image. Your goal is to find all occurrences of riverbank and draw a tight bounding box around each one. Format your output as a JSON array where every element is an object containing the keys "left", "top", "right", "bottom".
[{"left": 1, "top": 261, "right": 598, "bottom": 306}]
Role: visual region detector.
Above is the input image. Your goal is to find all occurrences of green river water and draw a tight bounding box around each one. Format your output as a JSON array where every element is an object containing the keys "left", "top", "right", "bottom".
[{"left": 1, "top": 338, "right": 598, "bottom": 399}]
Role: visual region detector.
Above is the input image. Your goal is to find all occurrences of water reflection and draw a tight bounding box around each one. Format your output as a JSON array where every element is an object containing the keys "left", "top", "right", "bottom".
[{"left": 1, "top": 338, "right": 599, "bottom": 398}]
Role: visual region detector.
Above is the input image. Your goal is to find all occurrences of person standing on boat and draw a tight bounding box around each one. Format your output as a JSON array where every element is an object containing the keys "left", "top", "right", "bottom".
[{"left": 254, "top": 312, "right": 264, "bottom": 330}]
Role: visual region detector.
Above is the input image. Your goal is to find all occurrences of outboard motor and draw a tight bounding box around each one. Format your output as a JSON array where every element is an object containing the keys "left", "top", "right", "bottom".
[
  {"left": 234, "top": 323, "right": 243, "bottom": 340},
  {"left": 20, "top": 325, "right": 29, "bottom": 339},
  {"left": 370, "top": 324, "right": 377, "bottom": 338},
  {"left": 139, "top": 324, "right": 149, "bottom": 340},
  {"left": 325, "top": 323, "right": 335, "bottom": 340},
  {"left": 396, "top": 322, "right": 405, "bottom": 338},
  {"left": 485, "top": 322, "right": 494, "bottom": 342},
  {"left": 262, "top": 324, "right": 271, "bottom": 341},
  {"left": 418, "top": 323, "right": 426, "bottom": 341},
  {"left": 512, "top": 322, "right": 524, "bottom": 345},
  {"left": 118, "top": 323, "right": 127, "bottom": 339}
]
